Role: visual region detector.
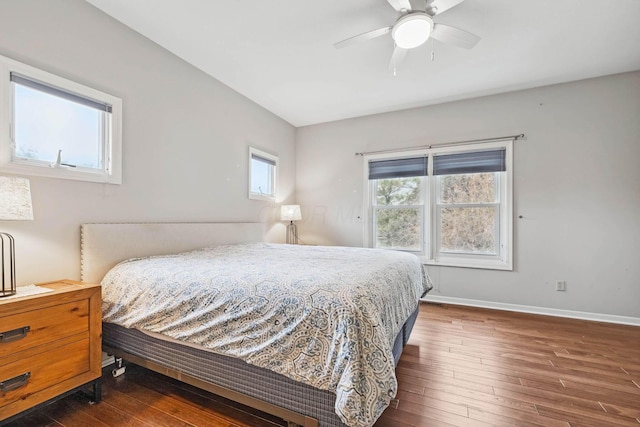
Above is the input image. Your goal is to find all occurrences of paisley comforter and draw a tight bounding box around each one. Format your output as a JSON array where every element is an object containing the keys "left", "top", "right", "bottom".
[{"left": 101, "top": 243, "right": 431, "bottom": 427}]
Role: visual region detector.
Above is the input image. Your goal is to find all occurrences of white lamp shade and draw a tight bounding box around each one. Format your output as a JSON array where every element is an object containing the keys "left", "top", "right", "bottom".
[
  {"left": 281, "top": 205, "right": 301, "bottom": 221},
  {"left": 0, "top": 176, "right": 34, "bottom": 220}
]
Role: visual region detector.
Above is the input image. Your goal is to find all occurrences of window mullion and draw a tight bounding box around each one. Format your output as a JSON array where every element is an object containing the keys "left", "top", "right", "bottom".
[
  {"left": 437, "top": 202, "right": 500, "bottom": 209},
  {"left": 374, "top": 204, "right": 424, "bottom": 210},
  {"left": 426, "top": 158, "right": 434, "bottom": 260},
  {"left": 494, "top": 204, "right": 501, "bottom": 258}
]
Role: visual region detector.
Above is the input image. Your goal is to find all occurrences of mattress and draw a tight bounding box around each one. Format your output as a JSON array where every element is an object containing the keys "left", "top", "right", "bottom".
[{"left": 102, "top": 306, "right": 419, "bottom": 427}]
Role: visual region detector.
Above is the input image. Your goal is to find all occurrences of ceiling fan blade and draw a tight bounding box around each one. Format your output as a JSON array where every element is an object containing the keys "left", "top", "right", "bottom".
[
  {"left": 334, "top": 26, "right": 392, "bottom": 49},
  {"left": 427, "top": 0, "right": 464, "bottom": 15},
  {"left": 387, "top": 0, "right": 412, "bottom": 12},
  {"left": 388, "top": 46, "right": 408, "bottom": 74},
  {"left": 431, "top": 23, "right": 480, "bottom": 49}
]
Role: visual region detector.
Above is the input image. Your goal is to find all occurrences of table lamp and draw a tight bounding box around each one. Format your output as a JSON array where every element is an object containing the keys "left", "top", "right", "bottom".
[
  {"left": 0, "top": 176, "right": 34, "bottom": 297},
  {"left": 281, "top": 205, "right": 301, "bottom": 244}
]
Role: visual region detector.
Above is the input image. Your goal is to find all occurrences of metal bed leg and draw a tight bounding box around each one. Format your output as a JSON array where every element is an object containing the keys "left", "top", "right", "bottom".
[
  {"left": 89, "top": 379, "right": 102, "bottom": 404},
  {"left": 112, "top": 356, "right": 126, "bottom": 377}
]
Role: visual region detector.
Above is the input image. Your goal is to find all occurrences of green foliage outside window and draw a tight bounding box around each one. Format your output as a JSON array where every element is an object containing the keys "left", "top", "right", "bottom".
[
  {"left": 376, "top": 178, "right": 421, "bottom": 205},
  {"left": 375, "top": 178, "right": 422, "bottom": 250}
]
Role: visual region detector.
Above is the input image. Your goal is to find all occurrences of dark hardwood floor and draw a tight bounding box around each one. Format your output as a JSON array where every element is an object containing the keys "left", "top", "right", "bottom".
[
  {"left": 4, "top": 303, "right": 640, "bottom": 426},
  {"left": 378, "top": 303, "right": 640, "bottom": 427}
]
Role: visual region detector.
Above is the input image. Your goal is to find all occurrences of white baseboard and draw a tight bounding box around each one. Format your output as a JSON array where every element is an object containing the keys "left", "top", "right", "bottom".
[{"left": 421, "top": 295, "right": 640, "bottom": 326}]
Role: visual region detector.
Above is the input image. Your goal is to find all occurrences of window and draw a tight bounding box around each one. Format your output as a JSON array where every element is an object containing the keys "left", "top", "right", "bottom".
[
  {"left": 365, "top": 140, "right": 513, "bottom": 270},
  {"left": 0, "top": 54, "right": 122, "bottom": 183},
  {"left": 249, "top": 147, "right": 278, "bottom": 201},
  {"left": 370, "top": 157, "right": 426, "bottom": 251}
]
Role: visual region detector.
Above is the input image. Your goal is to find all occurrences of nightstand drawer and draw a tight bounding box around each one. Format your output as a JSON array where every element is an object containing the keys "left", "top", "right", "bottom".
[
  {"left": 0, "top": 300, "right": 89, "bottom": 358},
  {"left": 0, "top": 338, "right": 89, "bottom": 409}
]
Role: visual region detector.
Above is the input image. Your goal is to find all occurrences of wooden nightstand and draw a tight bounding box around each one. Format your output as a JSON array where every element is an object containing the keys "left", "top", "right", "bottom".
[{"left": 0, "top": 280, "right": 102, "bottom": 424}]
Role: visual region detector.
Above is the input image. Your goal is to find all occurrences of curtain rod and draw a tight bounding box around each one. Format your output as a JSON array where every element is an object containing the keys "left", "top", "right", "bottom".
[{"left": 355, "top": 133, "right": 525, "bottom": 157}]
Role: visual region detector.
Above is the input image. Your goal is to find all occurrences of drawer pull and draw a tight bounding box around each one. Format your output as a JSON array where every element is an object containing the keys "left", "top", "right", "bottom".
[
  {"left": 0, "top": 326, "right": 30, "bottom": 343},
  {"left": 0, "top": 372, "right": 31, "bottom": 393}
]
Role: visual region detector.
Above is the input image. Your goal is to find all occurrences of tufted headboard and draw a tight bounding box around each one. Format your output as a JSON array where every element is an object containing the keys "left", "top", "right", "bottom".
[{"left": 80, "top": 222, "right": 266, "bottom": 284}]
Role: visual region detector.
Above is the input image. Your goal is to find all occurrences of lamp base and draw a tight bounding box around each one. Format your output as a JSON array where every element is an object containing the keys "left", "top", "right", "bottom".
[
  {"left": 0, "top": 232, "right": 17, "bottom": 297},
  {"left": 286, "top": 222, "right": 298, "bottom": 245}
]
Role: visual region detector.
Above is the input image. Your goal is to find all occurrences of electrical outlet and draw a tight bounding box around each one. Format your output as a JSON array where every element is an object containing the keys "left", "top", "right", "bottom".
[{"left": 555, "top": 280, "right": 566, "bottom": 291}]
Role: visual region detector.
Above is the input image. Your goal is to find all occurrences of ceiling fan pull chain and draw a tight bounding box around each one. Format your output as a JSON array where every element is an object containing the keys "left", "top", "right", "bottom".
[
  {"left": 431, "top": 38, "right": 436, "bottom": 61},
  {"left": 393, "top": 43, "right": 398, "bottom": 76}
]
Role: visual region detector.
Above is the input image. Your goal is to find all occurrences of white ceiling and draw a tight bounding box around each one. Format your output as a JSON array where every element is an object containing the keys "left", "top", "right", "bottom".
[{"left": 86, "top": 0, "right": 640, "bottom": 127}]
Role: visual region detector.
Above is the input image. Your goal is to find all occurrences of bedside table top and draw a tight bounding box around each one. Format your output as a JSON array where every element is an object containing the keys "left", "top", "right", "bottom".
[
  {"left": 31, "top": 279, "right": 100, "bottom": 292},
  {"left": 0, "top": 280, "right": 100, "bottom": 316}
]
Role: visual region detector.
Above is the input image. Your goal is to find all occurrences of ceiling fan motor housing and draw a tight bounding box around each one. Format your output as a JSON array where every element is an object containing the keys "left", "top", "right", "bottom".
[{"left": 392, "top": 12, "right": 434, "bottom": 49}]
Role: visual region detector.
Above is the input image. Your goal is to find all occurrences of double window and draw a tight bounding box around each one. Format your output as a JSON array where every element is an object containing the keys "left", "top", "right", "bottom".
[
  {"left": 0, "top": 54, "right": 122, "bottom": 183},
  {"left": 365, "top": 140, "right": 513, "bottom": 270}
]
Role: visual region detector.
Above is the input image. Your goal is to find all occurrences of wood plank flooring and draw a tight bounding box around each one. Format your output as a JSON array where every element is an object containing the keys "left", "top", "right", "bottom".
[
  {"left": 378, "top": 303, "right": 640, "bottom": 426},
  {"left": 4, "top": 303, "right": 639, "bottom": 426}
]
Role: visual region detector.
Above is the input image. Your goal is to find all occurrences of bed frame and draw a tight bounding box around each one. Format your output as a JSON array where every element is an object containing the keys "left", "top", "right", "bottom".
[{"left": 80, "top": 222, "right": 418, "bottom": 427}]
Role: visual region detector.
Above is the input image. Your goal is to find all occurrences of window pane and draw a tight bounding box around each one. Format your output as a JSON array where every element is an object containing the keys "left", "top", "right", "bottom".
[
  {"left": 250, "top": 157, "right": 273, "bottom": 196},
  {"left": 375, "top": 207, "right": 421, "bottom": 251},
  {"left": 440, "top": 206, "right": 497, "bottom": 254},
  {"left": 376, "top": 177, "right": 421, "bottom": 206},
  {"left": 439, "top": 173, "right": 496, "bottom": 204},
  {"left": 13, "top": 83, "right": 103, "bottom": 169}
]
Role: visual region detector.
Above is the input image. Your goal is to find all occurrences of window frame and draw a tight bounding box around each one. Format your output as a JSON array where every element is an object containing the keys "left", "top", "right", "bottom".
[
  {"left": 248, "top": 146, "right": 278, "bottom": 201},
  {"left": 364, "top": 140, "right": 513, "bottom": 270},
  {"left": 0, "top": 54, "right": 122, "bottom": 184}
]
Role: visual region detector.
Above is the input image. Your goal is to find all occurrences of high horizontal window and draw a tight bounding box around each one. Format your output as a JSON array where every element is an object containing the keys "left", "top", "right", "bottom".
[
  {"left": 0, "top": 54, "right": 122, "bottom": 183},
  {"left": 365, "top": 140, "right": 513, "bottom": 270},
  {"left": 249, "top": 147, "right": 278, "bottom": 201}
]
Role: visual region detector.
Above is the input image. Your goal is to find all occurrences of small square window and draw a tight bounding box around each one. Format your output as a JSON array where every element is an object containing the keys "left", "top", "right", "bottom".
[
  {"left": 0, "top": 55, "right": 122, "bottom": 184},
  {"left": 249, "top": 147, "right": 278, "bottom": 201}
]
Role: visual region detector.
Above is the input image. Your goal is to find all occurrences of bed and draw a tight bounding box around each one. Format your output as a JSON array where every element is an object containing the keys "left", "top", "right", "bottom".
[{"left": 80, "top": 223, "right": 431, "bottom": 427}]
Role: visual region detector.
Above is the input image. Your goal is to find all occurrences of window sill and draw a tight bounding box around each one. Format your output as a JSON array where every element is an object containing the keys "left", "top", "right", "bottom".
[
  {"left": 248, "top": 192, "right": 276, "bottom": 202},
  {"left": 0, "top": 162, "right": 121, "bottom": 184},
  {"left": 421, "top": 256, "right": 512, "bottom": 271}
]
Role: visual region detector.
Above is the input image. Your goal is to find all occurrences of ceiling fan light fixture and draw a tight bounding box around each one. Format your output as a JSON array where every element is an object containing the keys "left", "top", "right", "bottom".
[{"left": 392, "top": 13, "right": 433, "bottom": 49}]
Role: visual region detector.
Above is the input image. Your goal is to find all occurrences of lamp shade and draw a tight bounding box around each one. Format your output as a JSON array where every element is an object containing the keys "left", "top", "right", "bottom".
[
  {"left": 281, "top": 205, "right": 301, "bottom": 222},
  {"left": 0, "top": 176, "right": 34, "bottom": 220}
]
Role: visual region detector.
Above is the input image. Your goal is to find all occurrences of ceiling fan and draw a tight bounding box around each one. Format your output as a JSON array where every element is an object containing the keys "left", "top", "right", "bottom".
[{"left": 334, "top": 0, "right": 480, "bottom": 73}]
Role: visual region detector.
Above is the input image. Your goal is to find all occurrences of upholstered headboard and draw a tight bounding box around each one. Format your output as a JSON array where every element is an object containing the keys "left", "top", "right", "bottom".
[{"left": 80, "top": 222, "right": 266, "bottom": 284}]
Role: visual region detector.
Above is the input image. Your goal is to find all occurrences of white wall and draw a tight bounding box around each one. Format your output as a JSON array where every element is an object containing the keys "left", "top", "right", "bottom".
[
  {"left": 296, "top": 71, "right": 640, "bottom": 318},
  {"left": 0, "top": 0, "right": 296, "bottom": 285}
]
